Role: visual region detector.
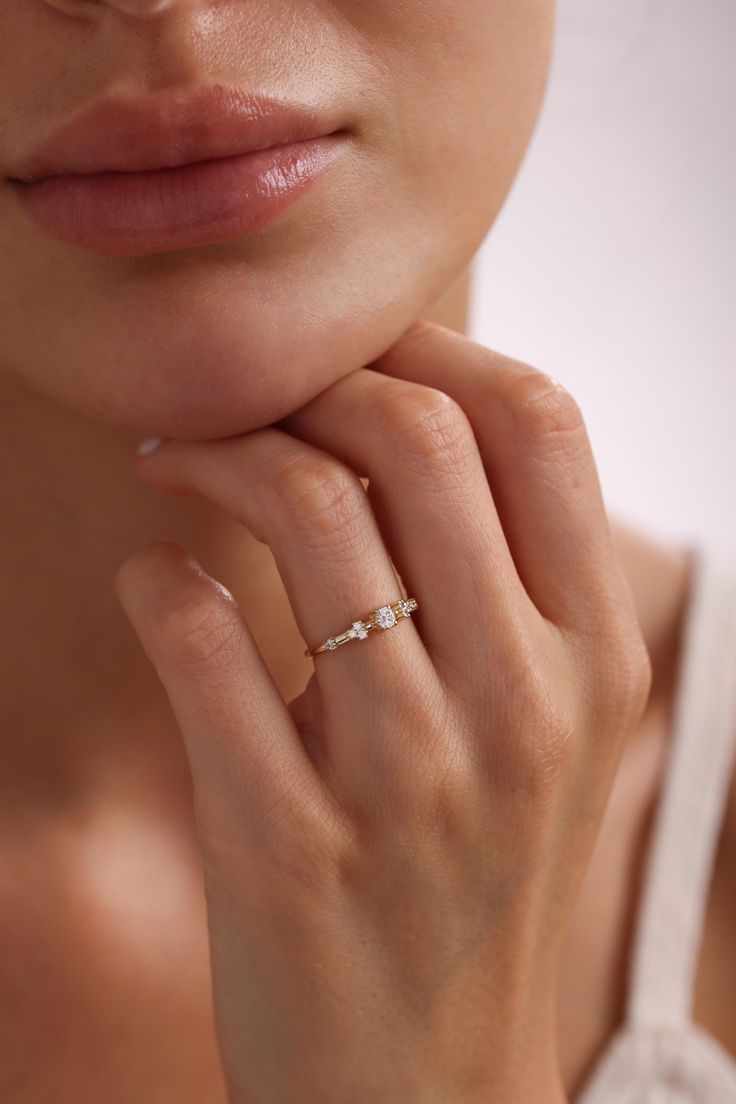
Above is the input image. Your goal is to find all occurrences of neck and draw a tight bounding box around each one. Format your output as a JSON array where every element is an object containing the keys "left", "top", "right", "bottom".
[{"left": 0, "top": 269, "right": 472, "bottom": 819}]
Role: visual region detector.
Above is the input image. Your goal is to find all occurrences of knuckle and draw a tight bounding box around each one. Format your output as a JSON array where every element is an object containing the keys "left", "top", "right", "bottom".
[
  {"left": 156, "top": 583, "right": 243, "bottom": 673},
  {"left": 503, "top": 368, "right": 586, "bottom": 451},
  {"left": 200, "top": 782, "right": 351, "bottom": 904},
  {"left": 574, "top": 609, "right": 654, "bottom": 732},
  {"left": 411, "top": 745, "right": 484, "bottom": 842},
  {"left": 337, "top": 795, "right": 461, "bottom": 901},
  {"left": 373, "top": 382, "right": 476, "bottom": 474},
  {"left": 267, "top": 803, "right": 349, "bottom": 901},
  {"left": 599, "top": 630, "right": 654, "bottom": 725},
  {"left": 498, "top": 660, "right": 578, "bottom": 797},
  {"left": 270, "top": 453, "right": 370, "bottom": 553},
  {"left": 400, "top": 713, "right": 461, "bottom": 793}
]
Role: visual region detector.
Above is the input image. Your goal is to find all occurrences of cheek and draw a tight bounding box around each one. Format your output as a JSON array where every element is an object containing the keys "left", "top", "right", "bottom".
[{"left": 389, "top": 0, "right": 554, "bottom": 227}]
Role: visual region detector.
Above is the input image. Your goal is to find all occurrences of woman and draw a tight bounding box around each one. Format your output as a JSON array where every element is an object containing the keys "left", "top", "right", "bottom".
[{"left": 1, "top": 1, "right": 734, "bottom": 1101}]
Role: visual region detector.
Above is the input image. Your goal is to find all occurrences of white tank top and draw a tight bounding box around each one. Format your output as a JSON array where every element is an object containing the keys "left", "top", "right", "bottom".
[{"left": 575, "top": 541, "right": 736, "bottom": 1102}]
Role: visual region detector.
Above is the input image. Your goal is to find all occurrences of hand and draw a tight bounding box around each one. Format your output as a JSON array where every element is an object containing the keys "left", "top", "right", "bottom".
[{"left": 115, "top": 321, "right": 652, "bottom": 1104}]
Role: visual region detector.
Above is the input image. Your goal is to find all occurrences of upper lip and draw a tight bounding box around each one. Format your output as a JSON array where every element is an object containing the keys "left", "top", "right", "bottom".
[{"left": 11, "top": 84, "right": 343, "bottom": 184}]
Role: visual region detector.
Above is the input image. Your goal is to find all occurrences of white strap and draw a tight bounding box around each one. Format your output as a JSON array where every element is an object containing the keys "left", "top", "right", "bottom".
[{"left": 626, "top": 542, "right": 736, "bottom": 1030}]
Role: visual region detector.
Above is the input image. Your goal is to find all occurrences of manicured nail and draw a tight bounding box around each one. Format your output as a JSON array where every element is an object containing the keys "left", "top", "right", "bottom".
[{"left": 136, "top": 435, "right": 163, "bottom": 457}]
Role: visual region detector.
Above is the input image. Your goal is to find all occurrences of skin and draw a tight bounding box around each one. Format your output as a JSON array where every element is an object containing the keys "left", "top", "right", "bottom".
[{"left": 0, "top": 1, "right": 734, "bottom": 1102}]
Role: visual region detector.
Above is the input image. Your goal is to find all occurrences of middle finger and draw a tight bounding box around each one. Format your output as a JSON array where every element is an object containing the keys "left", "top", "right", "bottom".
[{"left": 277, "top": 367, "right": 538, "bottom": 683}]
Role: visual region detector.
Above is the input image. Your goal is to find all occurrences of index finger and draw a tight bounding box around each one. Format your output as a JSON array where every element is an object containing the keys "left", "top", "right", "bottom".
[{"left": 114, "top": 541, "right": 344, "bottom": 856}]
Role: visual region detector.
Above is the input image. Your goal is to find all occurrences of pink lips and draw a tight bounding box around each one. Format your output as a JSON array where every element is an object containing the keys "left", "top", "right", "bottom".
[{"left": 8, "top": 84, "right": 348, "bottom": 256}]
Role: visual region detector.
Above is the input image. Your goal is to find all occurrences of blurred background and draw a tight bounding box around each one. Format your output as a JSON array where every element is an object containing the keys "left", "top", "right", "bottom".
[{"left": 470, "top": 0, "right": 735, "bottom": 547}]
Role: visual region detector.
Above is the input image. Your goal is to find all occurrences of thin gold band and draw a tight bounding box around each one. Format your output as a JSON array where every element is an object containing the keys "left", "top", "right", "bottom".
[{"left": 304, "top": 597, "right": 419, "bottom": 657}]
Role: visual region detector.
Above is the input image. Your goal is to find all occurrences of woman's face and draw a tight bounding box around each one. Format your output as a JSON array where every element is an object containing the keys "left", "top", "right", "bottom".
[{"left": 0, "top": 0, "right": 554, "bottom": 439}]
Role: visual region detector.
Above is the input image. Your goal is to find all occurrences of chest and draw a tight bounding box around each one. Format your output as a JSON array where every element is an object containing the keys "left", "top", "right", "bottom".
[{"left": 0, "top": 827, "right": 228, "bottom": 1104}]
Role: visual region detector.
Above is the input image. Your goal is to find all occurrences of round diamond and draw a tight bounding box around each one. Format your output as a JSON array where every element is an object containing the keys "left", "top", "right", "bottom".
[
  {"left": 375, "top": 605, "right": 398, "bottom": 629},
  {"left": 325, "top": 639, "right": 338, "bottom": 650},
  {"left": 347, "top": 620, "right": 369, "bottom": 640}
]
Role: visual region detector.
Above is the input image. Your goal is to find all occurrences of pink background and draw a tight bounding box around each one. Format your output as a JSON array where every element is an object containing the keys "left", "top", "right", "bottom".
[{"left": 471, "top": 0, "right": 736, "bottom": 547}]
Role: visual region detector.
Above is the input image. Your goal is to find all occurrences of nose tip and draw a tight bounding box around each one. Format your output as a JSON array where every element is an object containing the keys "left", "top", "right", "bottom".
[
  {"left": 44, "top": 0, "right": 184, "bottom": 17},
  {"left": 104, "top": 0, "right": 177, "bottom": 11}
]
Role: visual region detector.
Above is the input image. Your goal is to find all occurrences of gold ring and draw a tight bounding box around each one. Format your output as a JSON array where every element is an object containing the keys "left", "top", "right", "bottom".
[{"left": 304, "top": 597, "right": 419, "bottom": 657}]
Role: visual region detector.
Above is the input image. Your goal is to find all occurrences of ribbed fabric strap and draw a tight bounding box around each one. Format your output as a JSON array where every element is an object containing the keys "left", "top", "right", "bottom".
[{"left": 626, "top": 542, "right": 736, "bottom": 1030}]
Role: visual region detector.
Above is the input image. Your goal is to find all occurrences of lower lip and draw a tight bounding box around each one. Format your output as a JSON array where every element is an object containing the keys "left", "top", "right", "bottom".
[{"left": 11, "top": 134, "right": 346, "bottom": 257}]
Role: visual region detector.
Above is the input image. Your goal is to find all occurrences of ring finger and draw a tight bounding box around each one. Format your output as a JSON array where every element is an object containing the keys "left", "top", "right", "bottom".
[{"left": 136, "top": 427, "right": 439, "bottom": 779}]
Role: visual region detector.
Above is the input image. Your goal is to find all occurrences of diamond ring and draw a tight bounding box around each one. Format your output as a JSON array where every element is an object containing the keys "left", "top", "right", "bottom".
[{"left": 304, "top": 597, "right": 419, "bottom": 657}]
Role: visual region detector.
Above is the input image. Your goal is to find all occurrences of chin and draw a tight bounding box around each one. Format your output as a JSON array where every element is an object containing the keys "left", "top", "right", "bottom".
[
  {"left": 104, "top": 318, "right": 383, "bottom": 441},
  {"left": 5, "top": 192, "right": 470, "bottom": 440},
  {"left": 59, "top": 272, "right": 431, "bottom": 441},
  {"left": 32, "top": 230, "right": 462, "bottom": 439}
]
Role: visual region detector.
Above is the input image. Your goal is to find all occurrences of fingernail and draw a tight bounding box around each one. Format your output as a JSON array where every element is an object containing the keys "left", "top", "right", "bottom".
[{"left": 137, "top": 436, "right": 163, "bottom": 457}]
